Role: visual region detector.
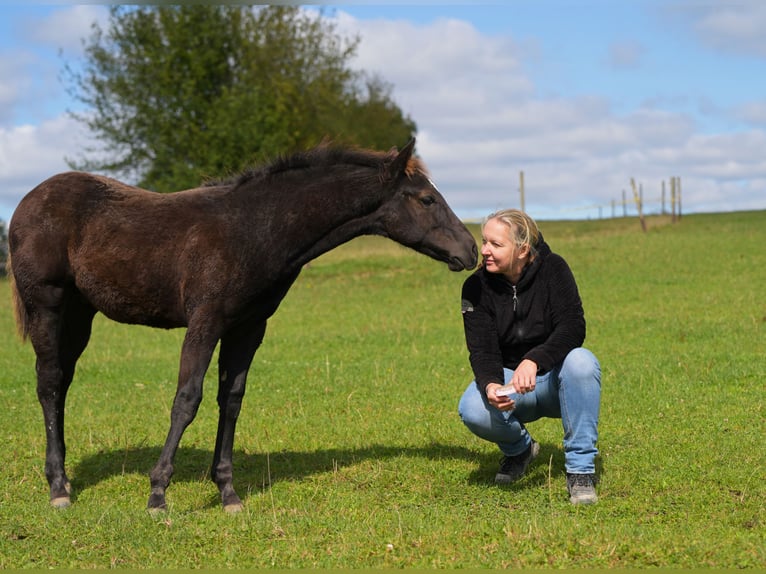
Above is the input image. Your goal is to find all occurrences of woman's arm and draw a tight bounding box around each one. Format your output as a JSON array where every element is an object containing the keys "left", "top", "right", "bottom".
[{"left": 462, "top": 274, "right": 505, "bottom": 395}]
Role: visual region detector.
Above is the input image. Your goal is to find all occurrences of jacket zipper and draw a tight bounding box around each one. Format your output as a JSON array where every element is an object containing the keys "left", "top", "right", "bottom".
[{"left": 512, "top": 285, "right": 518, "bottom": 312}]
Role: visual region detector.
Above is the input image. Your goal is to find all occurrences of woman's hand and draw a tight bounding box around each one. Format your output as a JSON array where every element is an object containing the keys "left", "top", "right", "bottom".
[
  {"left": 486, "top": 383, "right": 516, "bottom": 411},
  {"left": 511, "top": 359, "right": 538, "bottom": 393}
]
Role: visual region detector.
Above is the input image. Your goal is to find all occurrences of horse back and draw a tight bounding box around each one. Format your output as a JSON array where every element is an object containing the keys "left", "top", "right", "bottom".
[
  {"left": 13, "top": 171, "right": 144, "bottom": 227},
  {"left": 9, "top": 172, "right": 233, "bottom": 328}
]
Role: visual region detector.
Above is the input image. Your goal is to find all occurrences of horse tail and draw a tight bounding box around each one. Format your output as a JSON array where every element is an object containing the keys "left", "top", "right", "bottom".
[{"left": 6, "top": 254, "right": 30, "bottom": 342}]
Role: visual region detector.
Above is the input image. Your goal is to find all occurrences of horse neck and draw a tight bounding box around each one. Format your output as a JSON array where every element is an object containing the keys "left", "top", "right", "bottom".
[{"left": 233, "top": 167, "right": 388, "bottom": 268}]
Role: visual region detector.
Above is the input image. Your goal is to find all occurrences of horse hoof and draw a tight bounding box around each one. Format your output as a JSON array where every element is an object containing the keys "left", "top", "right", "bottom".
[
  {"left": 224, "top": 502, "right": 244, "bottom": 514},
  {"left": 147, "top": 493, "right": 167, "bottom": 512},
  {"left": 51, "top": 496, "right": 71, "bottom": 509}
]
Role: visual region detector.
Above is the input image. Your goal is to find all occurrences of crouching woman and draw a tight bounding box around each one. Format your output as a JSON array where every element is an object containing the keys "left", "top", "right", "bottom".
[{"left": 458, "top": 209, "right": 601, "bottom": 504}]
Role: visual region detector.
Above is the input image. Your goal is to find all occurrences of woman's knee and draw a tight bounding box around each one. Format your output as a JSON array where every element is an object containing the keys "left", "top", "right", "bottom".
[
  {"left": 561, "top": 348, "right": 601, "bottom": 385},
  {"left": 458, "top": 383, "right": 489, "bottom": 429}
]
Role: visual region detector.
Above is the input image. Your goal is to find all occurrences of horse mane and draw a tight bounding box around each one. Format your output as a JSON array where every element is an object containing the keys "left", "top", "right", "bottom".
[{"left": 203, "top": 143, "right": 427, "bottom": 189}]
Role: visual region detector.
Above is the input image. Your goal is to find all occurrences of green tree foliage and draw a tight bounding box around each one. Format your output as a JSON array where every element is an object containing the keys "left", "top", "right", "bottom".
[{"left": 65, "top": 6, "right": 417, "bottom": 192}]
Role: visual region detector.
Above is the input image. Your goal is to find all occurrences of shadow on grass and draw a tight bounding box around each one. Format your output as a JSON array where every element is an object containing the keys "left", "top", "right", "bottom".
[{"left": 67, "top": 440, "right": 583, "bottom": 508}]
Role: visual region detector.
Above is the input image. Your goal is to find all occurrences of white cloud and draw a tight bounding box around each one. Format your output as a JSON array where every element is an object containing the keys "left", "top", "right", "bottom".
[
  {"left": 334, "top": 12, "right": 533, "bottom": 121},
  {"left": 691, "top": 2, "right": 766, "bottom": 58},
  {"left": 2, "top": 6, "right": 110, "bottom": 126},
  {"left": 734, "top": 101, "right": 766, "bottom": 126},
  {"left": 0, "top": 115, "right": 91, "bottom": 221},
  {"left": 606, "top": 40, "right": 645, "bottom": 70},
  {"left": 28, "top": 5, "right": 109, "bottom": 56},
  {"left": 1, "top": 6, "right": 765, "bottom": 224},
  {"left": 0, "top": 51, "right": 36, "bottom": 124},
  {"left": 329, "top": 9, "right": 766, "bottom": 219},
  {"left": 0, "top": 6, "right": 110, "bottom": 222}
]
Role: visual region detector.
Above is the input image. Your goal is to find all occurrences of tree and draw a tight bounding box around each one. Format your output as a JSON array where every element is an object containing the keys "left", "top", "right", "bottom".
[{"left": 65, "top": 6, "right": 417, "bottom": 192}]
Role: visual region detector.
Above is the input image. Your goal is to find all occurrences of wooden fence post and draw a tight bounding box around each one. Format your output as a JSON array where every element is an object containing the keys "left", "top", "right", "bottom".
[
  {"left": 671, "top": 177, "right": 677, "bottom": 223},
  {"left": 631, "top": 177, "right": 647, "bottom": 232},
  {"left": 676, "top": 176, "right": 682, "bottom": 220},
  {"left": 519, "top": 170, "right": 525, "bottom": 213}
]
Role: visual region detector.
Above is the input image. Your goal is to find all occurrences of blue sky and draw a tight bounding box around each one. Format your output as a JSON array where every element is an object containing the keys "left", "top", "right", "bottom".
[{"left": 1, "top": 2, "right": 765, "bottom": 223}]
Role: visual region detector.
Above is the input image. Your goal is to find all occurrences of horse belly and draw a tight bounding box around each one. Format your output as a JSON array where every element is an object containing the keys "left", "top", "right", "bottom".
[{"left": 74, "top": 258, "right": 187, "bottom": 329}]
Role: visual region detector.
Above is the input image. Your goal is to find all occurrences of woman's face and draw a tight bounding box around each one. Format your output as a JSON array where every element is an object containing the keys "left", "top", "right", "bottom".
[{"left": 481, "top": 218, "right": 529, "bottom": 280}]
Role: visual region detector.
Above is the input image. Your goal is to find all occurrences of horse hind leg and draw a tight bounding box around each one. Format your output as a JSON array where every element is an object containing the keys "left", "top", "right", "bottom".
[{"left": 27, "top": 286, "right": 96, "bottom": 508}]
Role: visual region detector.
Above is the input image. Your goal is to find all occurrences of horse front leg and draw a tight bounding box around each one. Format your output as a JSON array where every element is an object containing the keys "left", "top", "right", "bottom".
[
  {"left": 148, "top": 325, "right": 218, "bottom": 511},
  {"left": 212, "top": 321, "right": 267, "bottom": 513}
]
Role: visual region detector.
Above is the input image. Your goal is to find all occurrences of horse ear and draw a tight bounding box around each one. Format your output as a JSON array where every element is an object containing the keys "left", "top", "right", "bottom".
[{"left": 386, "top": 138, "right": 416, "bottom": 180}]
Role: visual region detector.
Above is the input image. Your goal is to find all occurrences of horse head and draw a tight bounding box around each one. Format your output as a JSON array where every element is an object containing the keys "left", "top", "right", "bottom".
[{"left": 377, "top": 139, "right": 478, "bottom": 272}]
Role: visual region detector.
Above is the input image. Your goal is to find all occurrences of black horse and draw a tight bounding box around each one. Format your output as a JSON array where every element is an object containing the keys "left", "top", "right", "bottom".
[{"left": 8, "top": 139, "right": 478, "bottom": 512}]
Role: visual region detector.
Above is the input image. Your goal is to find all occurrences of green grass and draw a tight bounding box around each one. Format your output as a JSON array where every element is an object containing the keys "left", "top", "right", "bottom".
[{"left": 0, "top": 212, "right": 764, "bottom": 568}]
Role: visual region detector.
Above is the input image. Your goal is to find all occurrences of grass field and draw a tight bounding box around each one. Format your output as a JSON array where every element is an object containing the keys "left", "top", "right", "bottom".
[{"left": 0, "top": 211, "right": 763, "bottom": 568}]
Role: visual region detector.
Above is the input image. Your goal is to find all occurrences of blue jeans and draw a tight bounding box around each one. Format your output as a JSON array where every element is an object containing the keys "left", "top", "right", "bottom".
[{"left": 458, "top": 348, "right": 601, "bottom": 474}]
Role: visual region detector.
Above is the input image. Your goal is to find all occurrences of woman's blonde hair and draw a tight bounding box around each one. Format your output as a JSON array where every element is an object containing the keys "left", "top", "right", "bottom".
[{"left": 483, "top": 209, "right": 541, "bottom": 258}]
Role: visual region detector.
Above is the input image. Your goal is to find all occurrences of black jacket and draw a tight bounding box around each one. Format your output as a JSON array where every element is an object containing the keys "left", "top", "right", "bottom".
[{"left": 461, "top": 235, "right": 585, "bottom": 394}]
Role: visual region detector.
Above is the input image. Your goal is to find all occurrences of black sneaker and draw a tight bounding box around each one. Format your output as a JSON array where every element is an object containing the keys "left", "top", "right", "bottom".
[
  {"left": 566, "top": 473, "right": 598, "bottom": 505},
  {"left": 495, "top": 440, "right": 540, "bottom": 484}
]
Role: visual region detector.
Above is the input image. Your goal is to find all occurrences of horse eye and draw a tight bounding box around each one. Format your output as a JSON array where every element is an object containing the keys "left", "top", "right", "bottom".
[{"left": 421, "top": 195, "right": 436, "bottom": 206}]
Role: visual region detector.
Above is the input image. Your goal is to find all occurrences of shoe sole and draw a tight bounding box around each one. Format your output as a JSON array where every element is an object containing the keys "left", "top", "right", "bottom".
[{"left": 570, "top": 493, "right": 598, "bottom": 505}]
